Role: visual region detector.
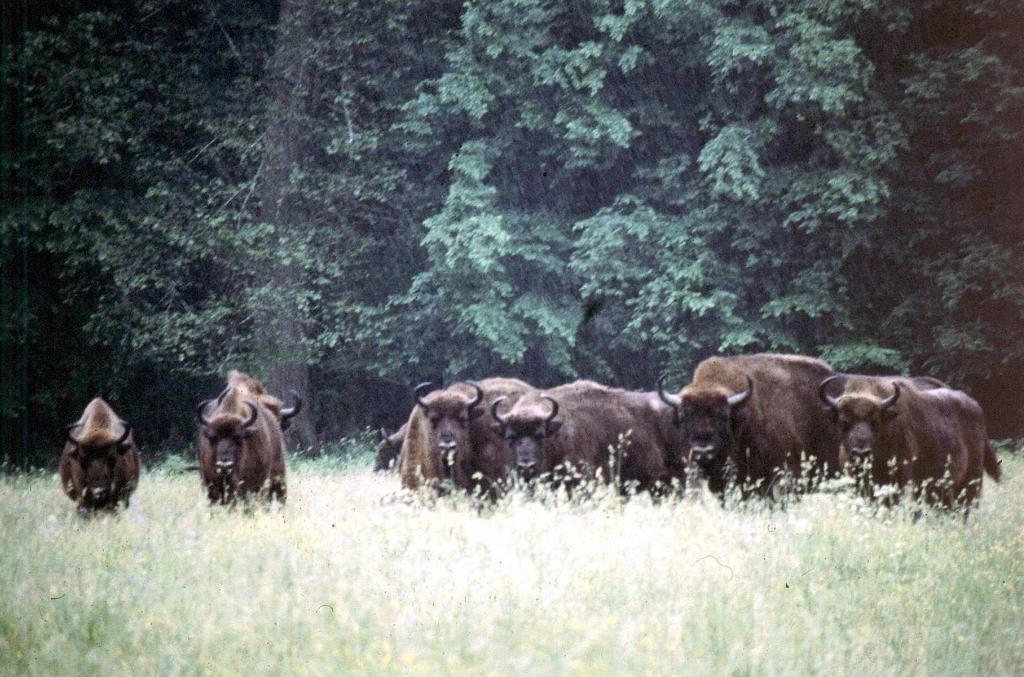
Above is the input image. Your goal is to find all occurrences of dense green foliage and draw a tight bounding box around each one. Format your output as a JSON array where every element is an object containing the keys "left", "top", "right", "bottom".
[{"left": 3, "top": 0, "right": 1023, "bottom": 465}]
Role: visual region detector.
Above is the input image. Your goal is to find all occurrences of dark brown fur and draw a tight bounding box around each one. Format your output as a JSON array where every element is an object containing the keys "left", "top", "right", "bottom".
[
  {"left": 59, "top": 398, "right": 140, "bottom": 517},
  {"left": 197, "top": 386, "right": 287, "bottom": 505},
  {"left": 399, "top": 377, "right": 533, "bottom": 496},
  {"left": 494, "top": 380, "right": 682, "bottom": 493},
  {"left": 825, "top": 376, "right": 999, "bottom": 509},
  {"left": 374, "top": 424, "right": 406, "bottom": 472},
  {"left": 663, "top": 354, "right": 841, "bottom": 496}
]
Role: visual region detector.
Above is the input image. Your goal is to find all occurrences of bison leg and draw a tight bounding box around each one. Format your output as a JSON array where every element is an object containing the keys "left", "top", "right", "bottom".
[
  {"left": 206, "top": 481, "right": 225, "bottom": 505},
  {"left": 267, "top": 477, "right": 286, "bottom": 504}
]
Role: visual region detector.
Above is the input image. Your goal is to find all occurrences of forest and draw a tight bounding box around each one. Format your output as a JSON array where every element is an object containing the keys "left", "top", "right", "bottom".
[{"left": 3, "top": 0, "right": 1023, "bottom": 467}]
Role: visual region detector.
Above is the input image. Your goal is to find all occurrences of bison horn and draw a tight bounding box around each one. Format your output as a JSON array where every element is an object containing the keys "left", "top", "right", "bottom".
[
  {"left": 378, "top": 427, "right": 389, "bottom": 442},
  {"left": 65, "top": 422, "right": 82, "bottom": 445},
  {"left": 490, "top": 397, "right": 508, "bottom": 425},
  {"left": 818, "top": 375, "right": 843, "bottom": 410},
  {"left": 197, "top": 399, "right": 216, "bottom": 425},
  {"left": 280, "top": 389, "right": 302, "bottom": 419},
  {"left": 461, "top": 380, "right": 483, "bottom": 408},
  {"left": 116, "top": 420, "right": 132, "bottom": 445},
  {"left": 242, "top": 402, "right": 258, "bottom": 428},
  {"left": 880, "top": 382, "right": 900, "bottom": 410},
  {"left": 541, "top": 395, "right": 559, "bottom": 423},
  {"left": 656, "top": 373, "right": 682, "bottom": 407},
  {"left": 727, "top": 376, "right": 753, "bottom": 407},
  {"left": 414, "top": 382, "right": 434, "bottom": 409}
]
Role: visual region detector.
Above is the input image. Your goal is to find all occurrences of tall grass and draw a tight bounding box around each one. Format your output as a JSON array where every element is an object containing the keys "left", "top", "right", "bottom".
[{"left": 1, "top": 451, "right": 1021, "bottom": 675}]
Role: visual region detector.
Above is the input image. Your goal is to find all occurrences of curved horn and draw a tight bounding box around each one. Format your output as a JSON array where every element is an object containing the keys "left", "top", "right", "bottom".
[
  {"left": 280, "top": 389, "right": 302, "bottom": 419},
  {"left": 65, "top": 422, "right": 82, "bottom": 445},
  {"left": 460, "top": 380, "right": 483, "bottom": 409},
  {"left": 490, "top": 396, "right": 508, "bottom": 425},
  {"left": 197, "top": 399, "right": 215, "bottom": 426},
  {"left": 116, "top": 420, "right": 132, "bottom": 445},
  {"left": 657, "top": 373, "right": 682, "bottom": 407},
  {"left": 880, "top": 382, "right": 900, "bottom": 410},
  {"left": 242, "top": 402, "right": 258, "bottom": 428},
  {"left": 727, "top": 376, "right": 753, "bottom": 407},
  {"left": 818, "top": 375, "right": 842, "bottom": 411},
  {"left": 414, "top": 382, "right": 434, "bottom": 408},
  {"left": 378, "top": 427, "right": 389, "bottom": 443},
  {"left": 541, "top": 395, "right": 559, "bottom": 423}
]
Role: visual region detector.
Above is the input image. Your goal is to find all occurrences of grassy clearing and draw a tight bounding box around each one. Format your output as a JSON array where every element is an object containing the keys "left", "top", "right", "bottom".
[{"left": 1, "top": 450, "right": 1022, "bottom": 675}]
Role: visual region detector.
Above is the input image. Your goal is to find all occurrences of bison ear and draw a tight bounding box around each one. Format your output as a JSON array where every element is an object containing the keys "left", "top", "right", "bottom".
[
  {"left": 882, "top": 408, "right": 899, "bottom": 422},
  {"left": 468, "top": 406, "right": 485, "bottom": 422},
  {"left": 117, "top": 442, "right": 132, "bottom": 455},
  {"left": 491, "top": 421, "right": 506, "bottom": 436},
  {"left": 545, "top": 420, "right": 562, "bottom": 435}
]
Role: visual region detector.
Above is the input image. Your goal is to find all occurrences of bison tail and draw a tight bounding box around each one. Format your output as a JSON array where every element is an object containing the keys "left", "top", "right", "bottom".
[{"left": 983, "top": 441, "right": 1002, "bottom": 482}]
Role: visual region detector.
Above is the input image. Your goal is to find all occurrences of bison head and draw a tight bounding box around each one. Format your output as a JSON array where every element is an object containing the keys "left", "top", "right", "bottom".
[
  {"left": 414, "top": 381, "right": 484, "bottom": 478},
  {"left": 197, "top": 398, "right": 259, "bottom": 475},
  {"left": 658, "top": 374, "right": 752, "bottom": 467},
  {"left": 819, "top": 376, "right": 899, "bottom": 461},
  {"left": 490, "top": 395, "right": 560, "bottom": 481},
  {"left": 279, "top": 390, "right": 302, "bottom": 431},
  {"left": 374, "top": 427, "right": 402, "bottom": 472},
  {"left": 64, "top": 420, "right": 132, "bottom": 509}
]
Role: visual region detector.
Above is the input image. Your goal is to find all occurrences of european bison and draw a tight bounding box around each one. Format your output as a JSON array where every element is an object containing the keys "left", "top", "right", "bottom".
[
  {"left": 399, "top": 377, "right": 533, "bottom": 496},
  {"left": 225, "top": 370, "right": 302, "bottom": 431},
  {"left": 491, "top": 380, "right": 681, "bottom": 493},
  {"left": 819, "top": 374, "right": 951, "bottom": 468},
  {"left": 657, "top": 353, "right": 841, "bottom": 496},
  {"left": 197, "top": 385, "right": 287, "bottom": 504},
  {"left": 59, "top": 397, "right": 140, "bottom": 516},
  {"left": 818, "top": 375, "right": 1001, "bottom": 509},
  {"left": 374, "top": 424, "right": 406, "bottom": 472}
]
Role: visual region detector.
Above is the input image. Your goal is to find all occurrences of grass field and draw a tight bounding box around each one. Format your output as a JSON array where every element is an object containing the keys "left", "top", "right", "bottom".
[{"left": 1, "top": 448, "right": 1022, "bottom": 676}]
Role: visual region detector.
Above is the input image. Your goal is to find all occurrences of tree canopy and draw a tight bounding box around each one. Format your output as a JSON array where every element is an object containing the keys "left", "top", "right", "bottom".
[{"left": 4, "top": 0, "right": 1023, "bottom": 466}]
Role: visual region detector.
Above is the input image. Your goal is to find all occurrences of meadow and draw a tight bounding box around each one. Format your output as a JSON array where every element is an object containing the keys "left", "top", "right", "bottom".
[{"left": 1, "top": 448, "right": 1022, "bottom": 676}]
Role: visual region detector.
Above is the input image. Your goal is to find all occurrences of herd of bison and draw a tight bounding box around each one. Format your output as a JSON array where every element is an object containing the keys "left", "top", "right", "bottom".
[{"left": 59, "top": 354, "right": 1003, "bottom": 518}]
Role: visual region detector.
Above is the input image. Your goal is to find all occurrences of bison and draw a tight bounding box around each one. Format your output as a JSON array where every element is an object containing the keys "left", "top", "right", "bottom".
[
  {"left": 197, "top": 385, "right": 287, "bottom": 505},
  {"left": 374, "top": 424, "right": 406, "bottom": 472},
  {"left": 399, "top": 377, "right": 532, "bottom": 496},
  {"left": 225, "top": 370, "right": 302, "bottom": 431},
  {"left": 490, "top": 380, "right": 681, "bottom": 493},
  {"left": 59, "top": 397, "right": 140, "bottom": 517},
  {"left": 818, "top": 374, "right": 1001, "bottom": 509},
  {"left": 819, "top": 374, "right": 951, "bottom": 469},
  {"left": 656, "top": 353, "right": 842, "bottom": 497}
]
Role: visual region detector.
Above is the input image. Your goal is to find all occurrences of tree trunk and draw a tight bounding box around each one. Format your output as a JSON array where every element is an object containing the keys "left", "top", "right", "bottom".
[{"left": 256, "top": 0, "right": 318, "bottom": 449}]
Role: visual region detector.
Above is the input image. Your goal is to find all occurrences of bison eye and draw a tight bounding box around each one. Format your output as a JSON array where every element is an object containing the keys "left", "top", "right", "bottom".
[{"left": 839, "top": 418, "right": 852, "bottom": 431}]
